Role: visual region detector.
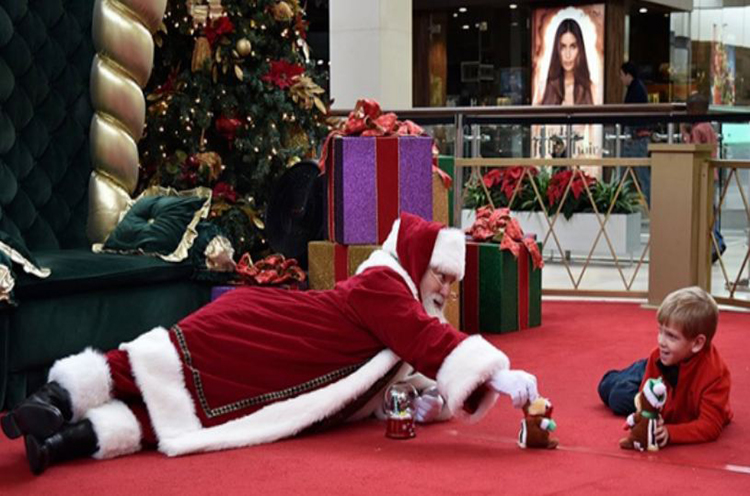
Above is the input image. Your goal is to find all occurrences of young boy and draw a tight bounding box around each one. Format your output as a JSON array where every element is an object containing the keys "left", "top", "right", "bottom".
[{"left": 599, "top": 286, "right": 733, "bottom": 446}]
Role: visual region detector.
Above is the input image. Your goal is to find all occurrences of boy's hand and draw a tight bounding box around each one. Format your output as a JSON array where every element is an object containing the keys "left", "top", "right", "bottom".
[{"left": 655, "top": 418, "right": 669, "bottom": 447}]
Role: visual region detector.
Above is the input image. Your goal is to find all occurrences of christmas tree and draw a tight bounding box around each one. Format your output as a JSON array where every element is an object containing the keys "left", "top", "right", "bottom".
[{"left": 140, "top": 0, "right": 330, "bottom": 258}]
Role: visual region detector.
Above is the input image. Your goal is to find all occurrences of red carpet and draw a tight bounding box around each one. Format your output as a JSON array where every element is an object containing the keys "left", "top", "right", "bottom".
[{"left": 1, "top": 301, "right": 748, "bottom": 495}]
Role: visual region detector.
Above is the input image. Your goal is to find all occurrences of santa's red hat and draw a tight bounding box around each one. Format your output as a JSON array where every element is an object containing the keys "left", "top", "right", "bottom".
[{"left": 383, "top": 213, "right": 465, "bottom": 287}]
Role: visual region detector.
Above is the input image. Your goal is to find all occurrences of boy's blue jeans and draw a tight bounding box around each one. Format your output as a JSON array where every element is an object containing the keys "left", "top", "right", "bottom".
[{"left": 597, "top": 359, "right": 647, "bottom": 416}]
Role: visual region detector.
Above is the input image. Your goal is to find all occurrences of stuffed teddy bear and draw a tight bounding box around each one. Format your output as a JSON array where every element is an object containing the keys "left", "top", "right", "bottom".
[
  {"left": 518, "top": 397, "right": 558, "bottom": 449},
  {"left": 619, "top": 377, "right": 668, "bottom": 452}
]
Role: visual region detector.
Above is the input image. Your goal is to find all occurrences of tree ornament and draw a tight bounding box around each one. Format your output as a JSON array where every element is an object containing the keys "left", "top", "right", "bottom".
[
  {"left": 283, "top": 125, "right": 310, "bottom": 151},
  {"left": 271, "top": 1, "right": 294, "bottom": 22},
  {"left": 191, "top": 37, "right": 212, "bottom": 72},
  {"left": 195, "top": 151, "right": 224, "bottom": 182},
  {"left": 236, "top": 38, "right": 252, "bottom": 57},
  {"left": 215, "top": 115, "right": 243, "bottom": 143}
]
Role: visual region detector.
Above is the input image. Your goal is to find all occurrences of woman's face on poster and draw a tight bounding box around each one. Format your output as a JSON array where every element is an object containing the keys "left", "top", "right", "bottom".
[{"left": 558, "top": 31, "right": 579, "bottom": 73}]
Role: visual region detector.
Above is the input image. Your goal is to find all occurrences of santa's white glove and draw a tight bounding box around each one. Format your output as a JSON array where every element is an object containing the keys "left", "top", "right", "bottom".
[
  {"left": 413, "top": 391, "right": 445, "bottom": 423},
  {"left": 488, "top": 369, "right": 539, "bottom": 408}
]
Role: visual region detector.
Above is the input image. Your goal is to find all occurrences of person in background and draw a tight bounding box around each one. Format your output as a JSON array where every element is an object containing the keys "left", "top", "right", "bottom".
[
  {"left": 680, "top": 92, "right": 726, "bottom": 263},
  {"left": 619, "top": 61, "right": 651, "bottom": 204}
]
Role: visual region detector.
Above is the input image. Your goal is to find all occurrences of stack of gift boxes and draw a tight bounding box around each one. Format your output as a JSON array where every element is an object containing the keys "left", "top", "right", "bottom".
[
  {"left": 307, "top": 135, "right": 542, "bottom": 333},
  {"left": 307, "top": 135, "right": 460, "bottom": 329}
]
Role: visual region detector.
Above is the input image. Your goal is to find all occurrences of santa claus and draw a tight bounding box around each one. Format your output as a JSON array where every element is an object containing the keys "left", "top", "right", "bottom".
[{"left": 2, "top": 213, "right": 538, "bottom": 474}]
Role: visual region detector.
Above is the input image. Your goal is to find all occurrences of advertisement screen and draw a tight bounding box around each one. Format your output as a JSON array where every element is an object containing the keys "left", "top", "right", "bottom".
[{"left": 531, "top": 4, "right": 605, "bottom": 158}]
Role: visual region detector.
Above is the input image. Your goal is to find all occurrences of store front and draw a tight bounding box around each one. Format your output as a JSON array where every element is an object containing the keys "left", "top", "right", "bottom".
[{"left": 412, "top": 0, "right": 697, "bottom": 108}]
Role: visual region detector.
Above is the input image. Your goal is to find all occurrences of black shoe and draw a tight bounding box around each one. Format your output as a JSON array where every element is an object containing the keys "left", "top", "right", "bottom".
[
  {"left": 25, "top": 419, "right": 98, "bottom": 476},
  {"left": 2, "top": 382, "right": 73, "bottom": 440}
]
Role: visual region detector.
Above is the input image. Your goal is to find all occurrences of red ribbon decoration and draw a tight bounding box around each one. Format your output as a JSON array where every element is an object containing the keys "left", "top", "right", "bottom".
[
  {"left": 462, "top": 243, "right": 480, "bottom": 333},
  {"left": 376, "top": 137, "right": 399, "bottom": 244},
  {"left": 333, "top": 244, "right": 348, "bottom": 282},
  {"left": 236, "top": 253, "right": 306, "bottom": 287},
  {"left": 318, "top": 99, "right": 450, "bottom": 187},
  {"left": 518, "top": 244, "right": 530, "bottom": 330},
  {"left": 466, "top": 206, "right": 543, "bottom": 269}
]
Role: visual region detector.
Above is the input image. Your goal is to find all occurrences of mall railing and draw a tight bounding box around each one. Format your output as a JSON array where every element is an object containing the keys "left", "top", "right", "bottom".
[
  {"left": 707, "top": 158, "right": 750, "bottom": 309},
  {"left": 330, "top": 104, "right": 750, "bottom": 307}
]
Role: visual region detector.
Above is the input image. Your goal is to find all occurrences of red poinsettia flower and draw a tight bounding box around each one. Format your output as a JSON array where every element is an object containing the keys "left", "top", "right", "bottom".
[
  {"left": 499, "top": 166, "right": 529, "bottom": 199},
  {"left": 547, "top": 169, "right": 595, "bottom": 206},
  {"left": 205, "top": 16, "right": 235, "bottom": 47},
  {"left": 482, "top": 166, "right": 537, "bottom": 199},
  {"left": 262, "top": 60, "right": 305, "bottom": 89},
  {"left": 483, "top": 169, "right": 502, "bottom": 188},
  {"left": 213, "top": 182, "right": 238, "bottom": 203}
]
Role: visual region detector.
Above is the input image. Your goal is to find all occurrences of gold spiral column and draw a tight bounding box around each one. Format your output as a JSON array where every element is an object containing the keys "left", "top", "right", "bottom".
[{"left": 87, "top": 0, "right": 168, "bottom": 242}]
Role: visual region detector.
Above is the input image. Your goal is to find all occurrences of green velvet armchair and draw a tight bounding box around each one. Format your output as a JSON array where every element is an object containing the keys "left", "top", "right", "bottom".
[{"left": 0, "top": 1, "right": 213, "bottom": 409}]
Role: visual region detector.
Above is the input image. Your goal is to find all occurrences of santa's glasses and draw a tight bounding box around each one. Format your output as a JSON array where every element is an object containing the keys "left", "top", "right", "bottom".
[{"left": 427, "top": 269, "right": 459, "bottom": 301}]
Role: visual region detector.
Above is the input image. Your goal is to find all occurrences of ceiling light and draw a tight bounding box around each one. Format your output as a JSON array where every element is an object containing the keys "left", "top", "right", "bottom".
[
  {"left": 510, "top": 4, "right": 518, "bottom": 9},
  {"left": 462, "top": 24, "right": 470, "bottom": 30},
  {"left": 639, "top": 7, "right": 648, "bottom": 13},
  {"left": 459, "top": 7, "right": 467, "bottom": 13}
]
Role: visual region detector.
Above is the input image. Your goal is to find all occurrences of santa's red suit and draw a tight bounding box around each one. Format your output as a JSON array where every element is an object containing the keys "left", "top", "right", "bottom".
[{"left": 46, "top": 213, "right": 510, "bottom": 459}]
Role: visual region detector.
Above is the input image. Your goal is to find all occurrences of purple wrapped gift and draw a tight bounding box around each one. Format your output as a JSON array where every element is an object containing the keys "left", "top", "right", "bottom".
[
  {"left": 325, "top": 135, "right": 433, "bottom": 245},
  {"left": 210, "top": 285, "right": 236, "bottom": 301}
]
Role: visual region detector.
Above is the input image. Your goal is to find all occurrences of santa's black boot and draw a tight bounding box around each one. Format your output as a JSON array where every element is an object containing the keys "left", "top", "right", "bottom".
[
  {"left": 1, "top": 381, "right": 72, "bottom": 440},
  {"left": 24, "top": 419, "right": 98, "bottom": 475}
]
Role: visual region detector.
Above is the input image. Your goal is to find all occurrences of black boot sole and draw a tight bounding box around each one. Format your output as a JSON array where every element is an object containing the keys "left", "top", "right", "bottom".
[
  {"left": 1, "top": 403, "right": 64, "bottom": 440},
  {"left": 24, "top": 435, "right": 50, "bottom": 475}
]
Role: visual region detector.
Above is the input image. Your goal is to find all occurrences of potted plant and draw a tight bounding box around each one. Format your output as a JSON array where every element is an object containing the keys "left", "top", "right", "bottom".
[{"left": 464, "top": 167, "right": 643, "bottom": 260}]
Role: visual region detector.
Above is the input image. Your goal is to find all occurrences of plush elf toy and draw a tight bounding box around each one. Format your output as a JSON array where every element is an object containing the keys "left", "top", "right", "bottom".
[
  {"left": 619, "top": 377, "right": 667, "bottom": 452},
  {"left": 518, "top": 397, "right": 558, "bottom": 449}
]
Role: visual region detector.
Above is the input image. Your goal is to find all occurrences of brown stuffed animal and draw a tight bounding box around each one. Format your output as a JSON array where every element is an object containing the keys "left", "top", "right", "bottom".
[
  {"left": 518, "top": 397, "right": 558, "bottom": 449},
  {"left": 619, "top": 377, "right": 667, "bottom": 452}
]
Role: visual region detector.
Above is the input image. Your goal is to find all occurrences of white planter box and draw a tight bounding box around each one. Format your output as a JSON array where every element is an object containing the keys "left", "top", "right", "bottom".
[{"left": 461, "top": 209, "right": 642, "bottom": 259}]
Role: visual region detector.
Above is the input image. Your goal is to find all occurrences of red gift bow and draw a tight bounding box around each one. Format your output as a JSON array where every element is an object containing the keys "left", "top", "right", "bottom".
[
  {"left": 466, "top": 206, "right": 544, "bottom": 269},
  {"left": 235, "top": 253, "right": 307, "bottom": 286},
  {"left": 318, "top": 99, "right": 450, "bottom": 188}
]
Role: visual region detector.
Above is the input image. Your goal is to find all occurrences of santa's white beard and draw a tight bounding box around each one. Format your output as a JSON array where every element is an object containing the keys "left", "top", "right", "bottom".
[{"left": 422, "top": 292, "right": 448, "bottom": 324}]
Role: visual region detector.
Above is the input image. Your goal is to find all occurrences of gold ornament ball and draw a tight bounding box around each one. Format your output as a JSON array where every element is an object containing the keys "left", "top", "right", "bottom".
[{"left": 237, "top": 38, "right": 252, "bottom": 57}]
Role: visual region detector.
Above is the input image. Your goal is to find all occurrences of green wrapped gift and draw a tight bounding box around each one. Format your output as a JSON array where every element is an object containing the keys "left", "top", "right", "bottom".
[{"left": 461, "top": 241, "right": 542, "bottom": 333}]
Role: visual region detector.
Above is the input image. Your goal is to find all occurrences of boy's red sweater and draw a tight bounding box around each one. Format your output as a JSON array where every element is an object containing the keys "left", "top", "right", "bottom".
[{"left": 641, "top": 344, "right": 732, "bottom": 444}]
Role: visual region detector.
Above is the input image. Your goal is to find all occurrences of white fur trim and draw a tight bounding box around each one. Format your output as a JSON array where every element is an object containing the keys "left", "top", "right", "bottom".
[
  {"left": 356, "top": 250, "right": 418, "bottom": 299},
  {"left": 430, "top": 227, "right": 465, "bottom": 280},
  {"left": 159, "top": 349, "right": 400, "bottom": 456},
  {"left": 436, "top": 335, "right": 509, "bottom": 423},
  {"left": 86, "top": 400, "right": 142, "bottom": 459},
  {"left": 122, "top": 326, "right": 401, "bottom": 457},
  {"left": 381, "top": 219, "right": 400, "bottom": 257},
  {"left": 120, "top": 327, "right": 202, "bottom": 442},
  {"left": 643, "top": 380, "right": 667, "bottom": 408},
  {"left": 48, "top": 348, "right": 112, "bottom": 421}
]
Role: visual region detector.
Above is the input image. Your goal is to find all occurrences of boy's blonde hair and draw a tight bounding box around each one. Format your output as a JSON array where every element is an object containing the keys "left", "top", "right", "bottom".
[{"left": 657, "top": 286, "right": 719, "bottom": 343}]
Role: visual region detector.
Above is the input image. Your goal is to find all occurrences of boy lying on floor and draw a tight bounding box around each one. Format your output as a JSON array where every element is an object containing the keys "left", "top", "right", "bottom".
[{"left": 598, "top": 286, "right": 733, "bottom": 447}]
